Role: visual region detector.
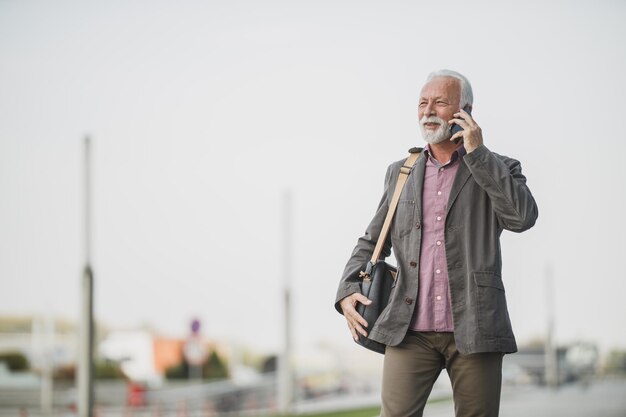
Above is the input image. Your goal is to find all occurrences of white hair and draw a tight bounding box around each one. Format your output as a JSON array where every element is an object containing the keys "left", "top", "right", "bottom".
[
  {"left": 419, "top": 115, "right": 451, "bottom": 144},
  {"left": 426, "top": 69, "right": 473, "bottom": 109}
]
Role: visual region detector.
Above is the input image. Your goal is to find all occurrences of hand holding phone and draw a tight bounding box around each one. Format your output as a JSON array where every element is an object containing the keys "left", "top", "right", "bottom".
[{"left": 450, "top": 105, "right": 472, "bottom": 144}]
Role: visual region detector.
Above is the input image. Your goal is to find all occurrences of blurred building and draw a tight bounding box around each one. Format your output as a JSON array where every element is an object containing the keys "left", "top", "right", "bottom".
[
  {"left": 503, "top": 342, "right": 599, "bottom": 385},
  {"left": 0, "top": 316, "right": 226, "bottom": 385},
  {"left": 0, "top": 316, "right": 77, "bottom": 377}
]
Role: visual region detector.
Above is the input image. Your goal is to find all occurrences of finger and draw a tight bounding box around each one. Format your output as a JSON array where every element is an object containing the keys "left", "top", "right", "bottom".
[
  {"left": 353, "top": 322, "right": 368, "bottom": 338},
  {"left": 352, "top": 293, "right": 372, "bottom": 306},
  {"left": 349, "top": 325, "right": 359, "bottom": 341},
  {"left": 346, "top": 310, "right": 368, "bottom": 328},
  {"left": 458, "top": 108, "right": 472, "bottom": 118},
  {"left": 448, "top": 118, "right": 469, "bottom": 130},
  {"left": 450, "top": 131, "right": 464, "bottom": 143},
  {"left": 346, "top": 320, "right": 360, "bottom": 341},
  {"left": 347, "top": 320, "right": 355, "bottom": 332},
  {"left": 345, "top": 313, "right": 358, "bottom": 329},
  {"left": 456, "top": 109, "right": 477, "bottom": 126}
]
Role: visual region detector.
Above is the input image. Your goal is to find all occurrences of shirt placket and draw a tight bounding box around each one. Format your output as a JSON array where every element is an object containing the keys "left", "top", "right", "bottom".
[{"left": 433, "top": 165, "right": 448, "bottom": 331}]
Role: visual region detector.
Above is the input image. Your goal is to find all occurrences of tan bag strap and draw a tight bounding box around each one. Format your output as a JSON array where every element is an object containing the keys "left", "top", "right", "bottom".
[{"left": 370, "top": 151, "right": 421, "bottom": 263}]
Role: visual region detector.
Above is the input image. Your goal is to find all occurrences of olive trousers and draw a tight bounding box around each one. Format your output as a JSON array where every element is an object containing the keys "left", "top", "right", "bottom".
[{"left": 381, "top": 331, "right": 503, "bottom": 417}]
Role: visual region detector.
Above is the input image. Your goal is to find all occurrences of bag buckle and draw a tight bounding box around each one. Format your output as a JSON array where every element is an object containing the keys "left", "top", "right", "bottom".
[
  {"left": 359, "top": 261, "right": 375, "bottom": 282},
  {"left": 359, "top": 270, "right": 371, "bottom": 283}
]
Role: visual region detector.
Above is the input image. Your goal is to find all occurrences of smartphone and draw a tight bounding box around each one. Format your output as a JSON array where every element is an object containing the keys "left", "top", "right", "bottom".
[{"left": 450, "top": 105, "right": 472, "bottom": 144}]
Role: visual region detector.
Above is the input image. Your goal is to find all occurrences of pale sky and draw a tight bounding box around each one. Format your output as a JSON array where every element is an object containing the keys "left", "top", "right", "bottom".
[{"left": 1, "top": 0, "right": 625, "bottom": 355}]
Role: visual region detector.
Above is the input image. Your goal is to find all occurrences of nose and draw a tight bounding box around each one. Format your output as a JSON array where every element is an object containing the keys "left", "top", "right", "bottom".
[{"left": 423, "top": 101, "right": 435, "bottom": 117}]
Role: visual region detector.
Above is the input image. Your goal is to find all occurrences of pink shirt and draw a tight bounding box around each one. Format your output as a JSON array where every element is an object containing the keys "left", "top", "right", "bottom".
[{"left": 409, "top": 144, "right": 465, "bottom": 332}]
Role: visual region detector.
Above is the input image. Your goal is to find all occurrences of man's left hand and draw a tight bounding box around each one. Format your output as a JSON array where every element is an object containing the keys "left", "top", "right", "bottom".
[{"left": 449, "top": 108, "right": 483, "bottom": 153}]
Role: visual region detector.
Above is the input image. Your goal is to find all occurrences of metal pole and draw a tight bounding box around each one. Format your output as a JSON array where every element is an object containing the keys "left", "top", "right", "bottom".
[
  {"left": 277, "top": 190, "right": 293, "bottom": 414},
  {"left": 78, "top": 136, "right": 95, "bottom": 417},
  {"left": 40, "top": 316, "right": 54, "bottom": 416},
  {"left": 544, "top": 263, "right": 558, "bottom": 388}
]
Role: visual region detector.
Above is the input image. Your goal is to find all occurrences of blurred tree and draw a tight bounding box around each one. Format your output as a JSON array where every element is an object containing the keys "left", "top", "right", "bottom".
[
  {"left": 53, "top": 360, "right": 124, "bottom": 380},
  {"left": 0, "top": 351, "right": 29, "bottom": 371},
  {"left": 165, "top": 361, "right": 186, "bottom": 379},
  {"left": 604, "top": 350, "right": 626, "bottom": 374},
  {"left": 95, "top": 359, "right": 125, "bottom": 379},
  {"left": 165, "top": 350, "right": 229, "bottom": 380},
  {"left": 261, "top": 355, "right": 277, "bottom": 373},
  {"left": 203, "top": 351, "right": 228, "bottom": 380}
]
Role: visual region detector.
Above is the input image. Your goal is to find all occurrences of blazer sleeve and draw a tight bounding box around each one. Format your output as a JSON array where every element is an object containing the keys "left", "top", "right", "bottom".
[
  {"left": 463, "top": 144, "right": 538, "bottom": 232},
  {"left": 334, "top": 164, "right": 394, "bottom": 314}
]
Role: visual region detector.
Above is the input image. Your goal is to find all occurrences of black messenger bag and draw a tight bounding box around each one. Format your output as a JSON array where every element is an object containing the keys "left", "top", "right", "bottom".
[{"left": 353, "top": 150, "right": 420, "bottom": 354}]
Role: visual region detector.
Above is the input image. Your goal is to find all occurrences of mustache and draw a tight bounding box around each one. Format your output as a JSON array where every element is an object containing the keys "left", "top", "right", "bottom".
[{"left": 420, "top": 116, "right": 447, "bottom": 126}]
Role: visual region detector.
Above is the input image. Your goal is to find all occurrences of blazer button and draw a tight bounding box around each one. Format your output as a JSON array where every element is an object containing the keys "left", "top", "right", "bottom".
[
  {"left": 415, "top": 223, "right": 421, "bottom": 229},
  {"left": 409, "top": 261, "right": 417, "bottom": 267},
  {"left": 405, "top": 297, "right": 413, "bottom": 305}
]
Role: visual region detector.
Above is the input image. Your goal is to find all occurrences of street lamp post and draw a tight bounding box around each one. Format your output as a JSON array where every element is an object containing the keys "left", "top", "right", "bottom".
[
  {"left": 278, "top": 190, "right": 294, "bottom": 414},
  {"left": 78, "top": 136, "right": 95, "bottom": 417}
]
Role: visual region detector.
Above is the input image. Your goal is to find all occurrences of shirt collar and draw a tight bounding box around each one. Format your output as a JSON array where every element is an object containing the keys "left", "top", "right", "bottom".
[{"left": 423, "top": 143, "right": 466, "bottom": 166}]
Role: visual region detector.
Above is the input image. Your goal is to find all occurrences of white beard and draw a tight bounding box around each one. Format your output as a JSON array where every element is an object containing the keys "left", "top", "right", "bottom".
[{"left": 420, "top": 116, "right": 452, "bottom": 144}]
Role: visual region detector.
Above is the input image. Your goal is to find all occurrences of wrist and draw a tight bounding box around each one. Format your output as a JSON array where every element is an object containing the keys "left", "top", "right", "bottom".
[{"left": 466, "top": 142, "right": 483, "bottom": 154}]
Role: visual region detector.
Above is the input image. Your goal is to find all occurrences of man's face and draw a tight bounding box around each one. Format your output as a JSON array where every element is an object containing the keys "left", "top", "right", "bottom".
[{"left": 418, "top": 77, "right": 461, "bottom": 144}]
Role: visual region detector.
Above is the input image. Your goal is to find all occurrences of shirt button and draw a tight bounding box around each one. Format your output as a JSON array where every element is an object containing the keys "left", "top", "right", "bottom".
[
  {"left": 439, "top": 168, "right": 444, "bottom": 172},
  {"left": 436, "top": 240, "right": 442, "bottom": 246},
  {"left": 437, "top": 191, "right": 442, "bottom": 196},
  {"left": 436, "top": 216, "right": 442, "bottom": 221},
  {"left": 409, "top": 261, "right": 417, "bottom": 267},
  {"left": 436, "top": 269, "right": 441, "bottom": 274},
  {"left": 405, "top": 297, "right": 413, "bottom": 305},
  {"left": 436, "top": 295, "right": 442, "bottom": 301}
]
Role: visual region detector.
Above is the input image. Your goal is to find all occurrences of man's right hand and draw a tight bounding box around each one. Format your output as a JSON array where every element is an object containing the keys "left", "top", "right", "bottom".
[{"left": 339, "top": 293, "right": 372, "bottom": 341}]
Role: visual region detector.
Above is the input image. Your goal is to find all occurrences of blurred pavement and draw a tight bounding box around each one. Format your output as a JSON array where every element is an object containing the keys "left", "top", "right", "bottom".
[{"left": 422, "top": 378, "right": 626, "bottom": 417}]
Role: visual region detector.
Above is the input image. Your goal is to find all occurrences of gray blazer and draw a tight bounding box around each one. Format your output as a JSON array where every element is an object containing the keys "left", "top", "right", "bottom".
[{"left": 335, "top": 144, "right": 538, "bottom": 354}]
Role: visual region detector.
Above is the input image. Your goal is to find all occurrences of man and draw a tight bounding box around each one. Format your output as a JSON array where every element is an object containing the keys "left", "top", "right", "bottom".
[{"left": 335, "top": 69, "right": 538, "bottom": 417}]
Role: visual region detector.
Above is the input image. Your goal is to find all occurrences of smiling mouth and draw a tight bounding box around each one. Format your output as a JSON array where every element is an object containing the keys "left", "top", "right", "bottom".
[{"left": 423, "top": 122, "right": 440, "bottom": 129}]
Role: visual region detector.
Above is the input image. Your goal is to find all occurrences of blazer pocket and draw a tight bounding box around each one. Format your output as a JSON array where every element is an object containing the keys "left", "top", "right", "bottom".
[
  {"left": 391, "top": 199, "right": 415, "bottom": 238},
  {"left": 473, "top": 272, "right": 514, "bottom": 340},
  {"left": 474, "top": 271, "right": 505, "bottom": 290}
]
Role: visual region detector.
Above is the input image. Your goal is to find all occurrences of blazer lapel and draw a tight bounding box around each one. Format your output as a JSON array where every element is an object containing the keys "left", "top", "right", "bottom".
[
  {"left": 446, "top": 156, "right": 472, "bottom": 215},
  {"left": 411, "top": 154, "right": 427, "bottom": 223}
]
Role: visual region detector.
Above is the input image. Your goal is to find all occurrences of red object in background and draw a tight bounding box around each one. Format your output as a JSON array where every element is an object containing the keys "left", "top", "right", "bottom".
[{"left": 127, "top": 382, "right": 146, "bottom": 407}]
